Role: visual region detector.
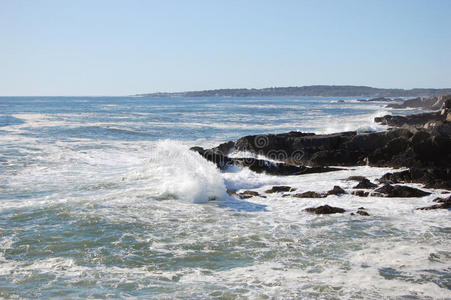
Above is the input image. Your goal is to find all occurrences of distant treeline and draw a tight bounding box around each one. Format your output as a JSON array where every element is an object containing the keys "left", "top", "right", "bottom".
[{"left": 136, "top": 85, "right": 451, "bottom": 98}]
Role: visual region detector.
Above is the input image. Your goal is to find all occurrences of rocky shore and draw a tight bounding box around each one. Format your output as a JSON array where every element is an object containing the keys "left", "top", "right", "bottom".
[{"left": 192, "top": 95, "right": 451, "bottom": 213}]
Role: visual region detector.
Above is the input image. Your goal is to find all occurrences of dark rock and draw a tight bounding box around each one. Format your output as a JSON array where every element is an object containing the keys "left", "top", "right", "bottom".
[
  {"left": 417, "top": 196, "right": 451, "bottom": 210},
  {"left": 237, "top": 190, "right": 266, "bottom": 199},
  {"left": 352, "top": 190, "right": 369, "bottom": 197},
  {"left": 212, "top": 141, "right": 235, "bottom": 155},
  {"left": 265, "top": 186, "right": 295, "bottom": 193},
  {"left": 226, "top": 189, "right": 237, "bottom": 196},
  {"left": 304, "top": 205, "right": 345, "bottom": 214},
  {"left": 374, "top": 184, "right": 431, "bottom": 197},
  {"left": 192, "top": 100, "right": 451, "bottom": 190},
  {"left": 240, "top": 190, "right": 260, "bottom": 197},
  {"left": 292, "top": 191, "right": 325, "bottom": 198},
  {"left": 356, "top": 210, "right": 370, "bottom": 216},
  {"left": 327, "top": 186, "right": 346, "bottom": 195},
  {"left": 378, "top": 168, "right": 451, "bottom": 190},
  {"left": 374, "top": 112, "right": 442, "bottom": 128},
  {"left": 354, "top": 178, "right": 378, "bottom": 189}
]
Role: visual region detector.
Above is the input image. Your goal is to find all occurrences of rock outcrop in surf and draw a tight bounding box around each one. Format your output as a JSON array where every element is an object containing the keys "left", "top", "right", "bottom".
[{"left": 192, "top": 97, "right": 451, "bottom": 191}]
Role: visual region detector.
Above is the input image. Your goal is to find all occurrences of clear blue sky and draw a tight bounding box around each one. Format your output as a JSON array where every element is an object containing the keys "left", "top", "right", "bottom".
[{"left": 1, "top": 0, "right": 450, "bottom": 96}]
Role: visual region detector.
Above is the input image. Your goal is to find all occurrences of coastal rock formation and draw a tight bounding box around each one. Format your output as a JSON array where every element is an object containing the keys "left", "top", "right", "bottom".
[
  {"left": 305, "top": 205, "right": 345, "bottom": 214},
  {"left": 417, "top": 196, "right": 451, "bottom": 210},
  {"left": 386, "top": 95, "right": 451, "bottom": 110},
  {"left": 374, "top": 184, "right": 431, "bottom": 198},
  {"left": 192, "top": 95, "right": 451, "bottom": 190},
  {"left": 190, "top": 146, "right": 342, "bottom": 175}
]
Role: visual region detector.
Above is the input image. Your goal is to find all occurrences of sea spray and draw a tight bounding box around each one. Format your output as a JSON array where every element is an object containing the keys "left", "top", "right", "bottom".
[{"left": 147, "top": 140, "right": 227, "bottom": 203}]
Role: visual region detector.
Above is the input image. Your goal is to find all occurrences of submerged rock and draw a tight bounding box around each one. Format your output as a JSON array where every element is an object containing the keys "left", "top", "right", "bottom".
[
  {"left": 305, "top": 205, "right": 345, "bottom": 214},
  {"left": 374, "top": 184, "right": 431, "bottom": 198}
]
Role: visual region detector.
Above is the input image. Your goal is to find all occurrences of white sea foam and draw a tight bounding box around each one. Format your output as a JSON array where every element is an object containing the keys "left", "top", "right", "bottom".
[{"left": 125, "top": 140, "right": 227, "bottom": 203}]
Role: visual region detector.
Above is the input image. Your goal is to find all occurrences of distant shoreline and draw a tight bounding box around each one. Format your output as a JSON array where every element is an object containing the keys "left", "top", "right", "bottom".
[{"left": 136, "top": 85, "right": 451, "bottom": 98}]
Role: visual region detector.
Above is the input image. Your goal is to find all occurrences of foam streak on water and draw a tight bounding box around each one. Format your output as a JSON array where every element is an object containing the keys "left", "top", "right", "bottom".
[{"left": 0, "top": 96, "right": 450, "bottom": 298}]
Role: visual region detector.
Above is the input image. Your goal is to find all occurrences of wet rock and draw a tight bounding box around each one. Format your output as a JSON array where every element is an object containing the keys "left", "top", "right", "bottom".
[
  {"left": 327, "top": 186, "right": 346, "bottom": 195},
  {"left": 352, "top": 190, "right": 369, "bottom": 197},
  {"left": 354, "top": 178, "right": 378, "bottom": 189},
  {"left": 292, "top": 191, "right": 325, "bottom": 198},
  {"left": 226, "top": 189, "right": 237, "bottom": 196},
  {"left": 378, "top": 168, "right": 451, "bottom": 190},
  {"left": 192, "top": 98, "right": 451, "bottom": 190},
  {"left": 417, "top": 196, "right": 451, "bottom": 210},
  {"left": 237, "top": 190, "right": 266, "bottom": 199},
  {"left": 374, "top": 112, "right": 441, "bottom": 128},
  {"left": 265, "top": 186, "right": 295, "bottom": 194},
  {"left": 356, "top": 210, "right": 370, "bottom": 216},
  {"left": 374, "top": 184, "right": 431, "bottom": 198},
  {"left": 304, "top": 205, "right": 345, "bottom": 214}
]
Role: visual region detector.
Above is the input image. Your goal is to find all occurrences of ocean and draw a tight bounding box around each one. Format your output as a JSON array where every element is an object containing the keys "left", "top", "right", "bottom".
[{"left": 0, "top": 96, "right": 449, "bottom": 298}]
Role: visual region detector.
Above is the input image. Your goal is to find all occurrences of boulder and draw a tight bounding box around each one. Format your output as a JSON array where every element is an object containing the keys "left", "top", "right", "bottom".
[
  {"left": 265, "top": 186, "right": 295, "bottom": 193},
  {"left": 354, "top": 178, "right": 378, "bottom": 189},
  {"left": 374, "top": 184, "right": 431, "bottom": 197},
  {"left": 305, "top": 205, "right": 345, "bottom": 214},
  {"left": 327, "top": 186, "right": 346, "bottom": 195}
]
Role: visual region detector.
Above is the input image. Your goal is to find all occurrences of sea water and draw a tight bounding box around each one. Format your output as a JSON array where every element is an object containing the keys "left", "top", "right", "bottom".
[{"left": 0, "top": 96, "right": 449, "bottom": 298}]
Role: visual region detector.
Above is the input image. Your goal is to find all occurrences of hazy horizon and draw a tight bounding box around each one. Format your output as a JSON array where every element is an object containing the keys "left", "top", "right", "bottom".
[{"left": 1, "top": 0, "right": 451, "bottom": 96}]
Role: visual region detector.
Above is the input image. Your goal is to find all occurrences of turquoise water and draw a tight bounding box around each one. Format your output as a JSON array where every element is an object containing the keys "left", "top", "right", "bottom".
[{"left": 0, "top": 97, "right": 449, "bottom": 298}]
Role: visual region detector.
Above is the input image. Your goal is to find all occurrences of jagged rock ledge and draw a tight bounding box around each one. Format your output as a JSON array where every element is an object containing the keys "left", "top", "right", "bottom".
[{"left": 191, "top": 97, "right": 451, "bottom": 191}]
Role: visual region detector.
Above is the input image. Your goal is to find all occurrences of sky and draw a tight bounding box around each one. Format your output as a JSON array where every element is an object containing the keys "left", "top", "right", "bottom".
[{"left": 0, "top": 0, "right": 450, "bottom": 96}]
